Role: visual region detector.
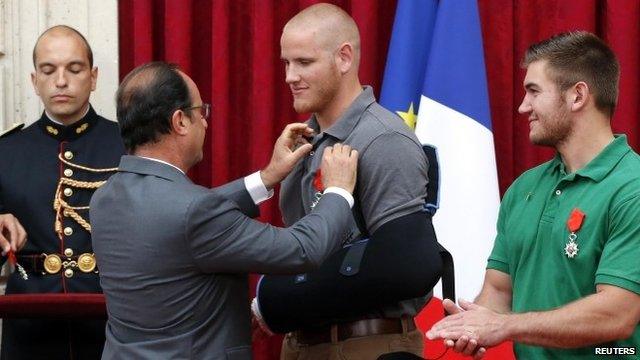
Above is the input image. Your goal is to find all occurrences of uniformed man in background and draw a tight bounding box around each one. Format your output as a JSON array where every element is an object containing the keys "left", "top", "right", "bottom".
[{"left": 0, "top": 25, "right": 125, "bottom": 359}]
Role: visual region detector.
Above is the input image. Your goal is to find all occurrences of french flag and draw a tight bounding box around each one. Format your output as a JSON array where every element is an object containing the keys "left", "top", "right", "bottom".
[{"left": 381, "top": 0, "right": 506, "bottom": 357}]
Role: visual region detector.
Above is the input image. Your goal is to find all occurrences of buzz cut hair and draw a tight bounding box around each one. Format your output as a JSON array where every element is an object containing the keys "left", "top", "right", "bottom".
[{"left": 33, "top": 25, "right": 94, "bottom": 68}]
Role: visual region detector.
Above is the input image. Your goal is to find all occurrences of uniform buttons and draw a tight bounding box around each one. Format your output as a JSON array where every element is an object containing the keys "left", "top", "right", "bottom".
[
  {"left": 64, "top": 227, "right": 73, "bottom": 236},
  {"left": 64, "top": 248, "right": 74, "bottom": 257},
  {"left": 555, "top": 189, "right": 562, "bottom": 196},
  {"left": 64, "top": 151, "right": 74, "bottom": 160},
  {"left": 309, "top": 151, "right": 315, "bottom": 156},
  {"left": 64, "top": 269, "right": 74, "bottom": 278},
  {"left": 64, "top": 169, "right": 73, "bottom": 177},
  {"left": 63, "top": 188, "right": 73, "bottom": 197}
]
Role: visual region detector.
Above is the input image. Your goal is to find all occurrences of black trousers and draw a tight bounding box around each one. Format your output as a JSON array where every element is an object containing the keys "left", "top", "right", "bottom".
[{"left": 1, "top": 318, "right": 105, "bottom": 360}]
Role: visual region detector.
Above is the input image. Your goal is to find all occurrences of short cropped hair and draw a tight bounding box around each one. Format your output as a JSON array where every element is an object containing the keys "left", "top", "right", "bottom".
[
  {"left": 116, "top": 62, "right": 192, "bottom": 152},
  {"left": 523, "top": 31, "right": 619, "bottom": 117}
]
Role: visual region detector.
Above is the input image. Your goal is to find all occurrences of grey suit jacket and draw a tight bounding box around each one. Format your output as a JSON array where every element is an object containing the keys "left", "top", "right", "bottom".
[{"left": 90, "top": 156, "right": 351, "bottom": 359}]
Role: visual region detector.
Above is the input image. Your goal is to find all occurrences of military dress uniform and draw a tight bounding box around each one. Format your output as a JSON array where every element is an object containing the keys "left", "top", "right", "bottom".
[{"left": 0, "top": 106, "right": 125, "bottom": 360}]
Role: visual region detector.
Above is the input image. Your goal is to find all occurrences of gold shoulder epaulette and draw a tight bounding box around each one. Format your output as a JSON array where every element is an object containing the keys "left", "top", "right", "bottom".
[{"left": 0, "top": 123, "right": 24, "bottom": 138}]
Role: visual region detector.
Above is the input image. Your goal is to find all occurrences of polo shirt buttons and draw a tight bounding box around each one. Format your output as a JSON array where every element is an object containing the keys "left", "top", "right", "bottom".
[{"left": 555, "top": 189, "right": 562, "bottom": 196}]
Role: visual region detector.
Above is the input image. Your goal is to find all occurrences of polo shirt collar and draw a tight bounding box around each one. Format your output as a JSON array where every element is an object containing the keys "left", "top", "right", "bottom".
[
  {"left": 309, "top": 86, "right": 376, "bottom": 141},
  {"left": 551, "top": 134, "right": 630, "bottom": 182}
]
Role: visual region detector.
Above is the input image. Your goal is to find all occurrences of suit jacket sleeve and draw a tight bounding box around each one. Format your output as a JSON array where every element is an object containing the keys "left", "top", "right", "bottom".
[
  {"left": 212, "top": 178, "right": 259, "bottom": 218},
  {"left": 185, "top": 191, "right": 351, "bottom": 275}
]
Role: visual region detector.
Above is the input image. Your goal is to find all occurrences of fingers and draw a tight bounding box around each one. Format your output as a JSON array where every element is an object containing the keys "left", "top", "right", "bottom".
[
  {"left": 0, "top": 215, "right": 27, "bottom": 254},
  {"left": 0, "top": 215, "right": 16, "bottom": 255},
  {"left": 320, "top": 143, "right": 358, "bottom": 193},
  {"left": 450, "top": 336, "right": 480, "bottom": 356},
  {"left": 444, "top": 339, "right": 455, "bottom": 348},
  {"left": 282, "top": 123, "right": 314, "bottom": 140},
  {"left": 0, "top": 232, "right": 10, "bottom": 256},
  {"left": 442, "top": 298, "right": 463, "bottom": 315},
  {"left": 325, "top": 143, "right": 358, "bottom": 157},
  {"left": 462, "top": 338, "right": 479, "bottom": 356},
  {"left": 473, "top": 347, "right": 487, "bottom": 359},
  {"left": 453, "top": 336, "right": 470, "bottom": 353},
  {"left": 6, "top": 219, "right": 19, "bottom": 253},
  {"left": 14, "top": 220, "right": 27, "bottom": 251},
  {"left": 442, "top": 333, "right": 482, "bottom": 358},
  {"left": 291, "top": 143, "right": 313, "bottom": 161},
  {"left": 431, "top": 327, "right": 470, "bottom": 342},
  {"left": 427, "top": 312, "right": 465, "bottom": 339},
  {"left": 458, "top": 298, "right": 479, "bottom": 311},
  {"left": 7, "top": 218, "right": 20, "bottom": 252}
]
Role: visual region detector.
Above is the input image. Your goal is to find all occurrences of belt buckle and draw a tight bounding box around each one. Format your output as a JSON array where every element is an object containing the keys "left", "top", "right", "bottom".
[{"left": 43, "top": 253, "right": 62, "bottom": 274}]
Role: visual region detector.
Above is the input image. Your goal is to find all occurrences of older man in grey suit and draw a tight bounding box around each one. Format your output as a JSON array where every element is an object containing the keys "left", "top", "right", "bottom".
[{"left": 90, "top": 62, "right": 358, "bottom": 359}]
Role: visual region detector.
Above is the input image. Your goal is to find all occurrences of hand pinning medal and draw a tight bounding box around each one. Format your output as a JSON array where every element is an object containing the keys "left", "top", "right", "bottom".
[
  {"left": 310, "top": 169, "right": 323, "bottom": 209},
  {"left": 565, "top": 208, "right": 585, "bottom": 259}
]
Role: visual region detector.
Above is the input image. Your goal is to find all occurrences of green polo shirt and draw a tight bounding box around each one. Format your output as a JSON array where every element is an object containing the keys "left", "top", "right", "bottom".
[{"left": 488, "top": 135, "right": 640, "bottom": 359}]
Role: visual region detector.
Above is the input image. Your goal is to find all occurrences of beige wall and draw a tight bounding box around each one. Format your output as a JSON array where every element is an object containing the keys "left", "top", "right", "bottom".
[{"left": 0, "top": 0, "right": 119, "bottom": 131}]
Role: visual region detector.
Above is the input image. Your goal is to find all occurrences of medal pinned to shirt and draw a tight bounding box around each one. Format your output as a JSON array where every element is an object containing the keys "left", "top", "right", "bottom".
[
  {"left": 310, "top": 169, "right": 323, "bottom": 209},
  {"left": 565, "top": 208, "right": 585, "bottom": 258}
]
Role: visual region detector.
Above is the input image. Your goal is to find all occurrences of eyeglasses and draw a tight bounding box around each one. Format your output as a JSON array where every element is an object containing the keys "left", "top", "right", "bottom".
[{"left": 182, "top": 103, "right": 211, "bottom": 121}]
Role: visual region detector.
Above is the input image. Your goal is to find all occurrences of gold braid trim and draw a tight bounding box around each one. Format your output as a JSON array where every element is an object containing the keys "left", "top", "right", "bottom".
[
  {"left": 58, "top": 177, "right": 107, "bottom": 191},
  {"left": 58, "top": 154, "right": 119, "bottom": 173},
  {"left": 53, "top": 177, "right": 108, "bottom": 236}
]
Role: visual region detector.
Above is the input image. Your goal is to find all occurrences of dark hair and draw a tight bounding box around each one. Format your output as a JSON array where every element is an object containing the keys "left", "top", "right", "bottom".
[
  {"left": 116, "top": 62, "right": 192, "bottom": 152},
  {"left": 523, "top": 31, "right": 619, "bottom": 117},
  {"left": 33, "top": 25, "right": 94, "bottom": 68}
]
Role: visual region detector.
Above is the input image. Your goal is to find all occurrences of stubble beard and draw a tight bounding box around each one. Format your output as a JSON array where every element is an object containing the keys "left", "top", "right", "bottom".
[
  {"left": 293, "top": 66, "right": 341, "bottom": 115},
  {"left": 530, "top": 101, "right": 572, "bottom": 148}
]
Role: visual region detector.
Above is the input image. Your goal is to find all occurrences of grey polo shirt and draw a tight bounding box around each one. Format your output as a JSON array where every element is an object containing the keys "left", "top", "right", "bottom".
[{"left": 279, "top": 86, "right": 430, "bottom": 318}]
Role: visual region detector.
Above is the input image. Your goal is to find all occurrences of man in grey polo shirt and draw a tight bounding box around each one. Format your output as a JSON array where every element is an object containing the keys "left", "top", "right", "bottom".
[{"left": 253, "top": 3, "right": 442, "bottom": 359}]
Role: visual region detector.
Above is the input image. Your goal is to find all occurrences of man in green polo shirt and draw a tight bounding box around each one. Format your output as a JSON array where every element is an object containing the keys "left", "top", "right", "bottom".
[{"left": 427, "top": 31, "right": 640, "bottom": 359}]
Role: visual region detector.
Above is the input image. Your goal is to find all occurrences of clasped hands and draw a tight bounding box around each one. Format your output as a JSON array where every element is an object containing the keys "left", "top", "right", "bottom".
[{"left": 426, "top": 299, "right": 509, "bottom": 359}]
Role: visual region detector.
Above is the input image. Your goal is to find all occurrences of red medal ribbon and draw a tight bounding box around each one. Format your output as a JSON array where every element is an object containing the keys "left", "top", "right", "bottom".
[
  {"left": 313, "top": 169, "right": 324, "bottom": 192},
  {"left": 7, "top": 250, "right": 17, "bottom": 266},
  {"left": 567, "top": 208, "right": 585, "bottom": 233}
]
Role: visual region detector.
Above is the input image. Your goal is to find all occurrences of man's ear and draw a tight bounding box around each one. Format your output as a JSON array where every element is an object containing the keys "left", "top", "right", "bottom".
[
  {"left": 570, "top": 81, "right": 589, "bottom": 112},
  {"left": 90, "top": 66, "right": 98, "bottom": 92},
  {"left": 335, "top": 42, "right": 354, "bottom": 74},
  {"left": 170, "top": 109, "right": 189, "bottom": 135}
]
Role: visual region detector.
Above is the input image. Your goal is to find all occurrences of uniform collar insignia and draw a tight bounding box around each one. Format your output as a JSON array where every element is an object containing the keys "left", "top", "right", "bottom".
[
  {"left": 76, "top": 123, "right": 89, "bottom": 134},
  {"left": 37, "top": 106, "right": 98, "bottom": 141},
  {"left": 46, "top": 125, "right": 59, "bottom": 135}
]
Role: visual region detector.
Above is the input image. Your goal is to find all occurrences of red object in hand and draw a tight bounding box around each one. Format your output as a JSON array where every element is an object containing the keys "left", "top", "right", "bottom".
[
  {"left": 313, "top": 169, "right": 324, "bottom": 192},
  {"left": 567, "top": 208, "right": 586, "bottom": 233},
  {"left": 6, "top": 250, "right": 17, "bottom": 266}
]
